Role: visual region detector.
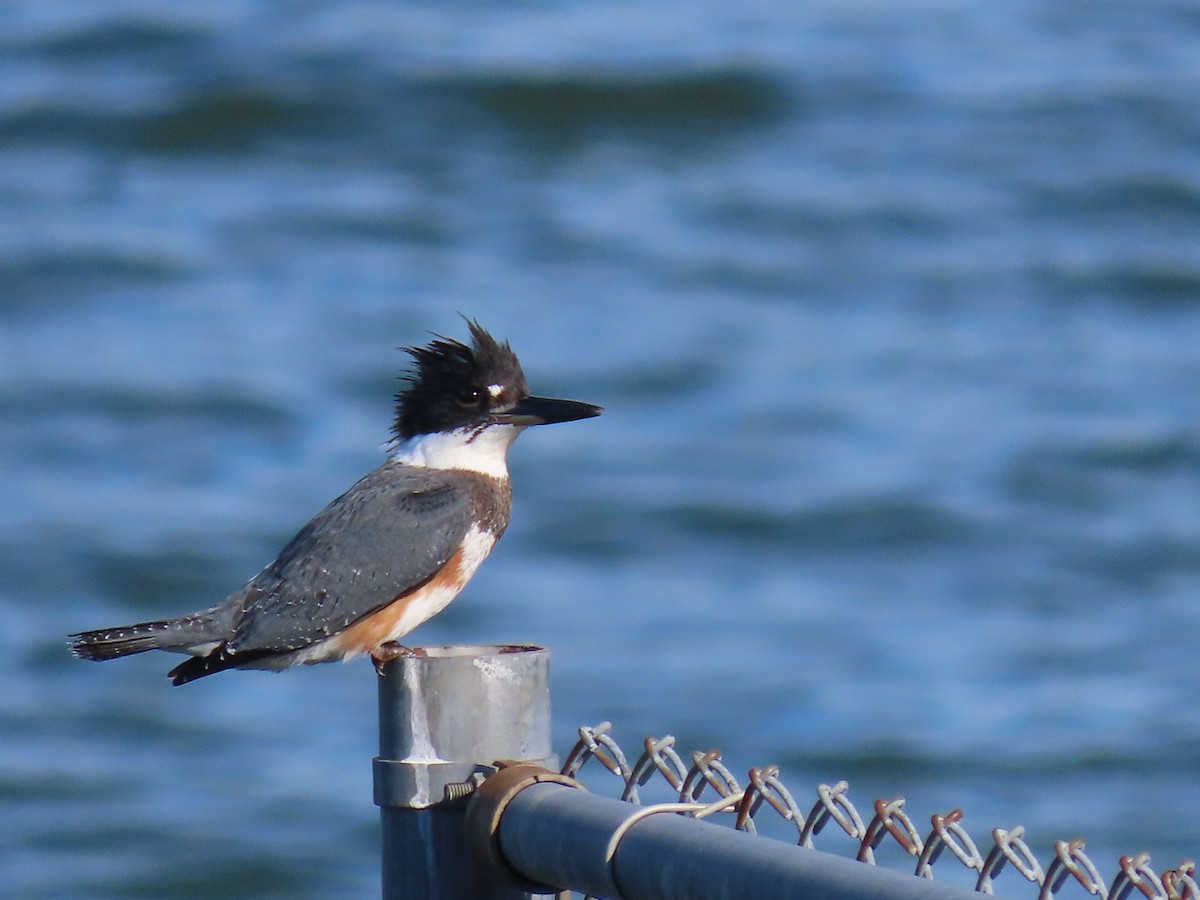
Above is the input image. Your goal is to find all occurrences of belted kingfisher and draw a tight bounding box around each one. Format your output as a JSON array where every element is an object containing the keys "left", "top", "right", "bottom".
[{"left": 69, "top": 320, "right": 601, "bottom": 685}]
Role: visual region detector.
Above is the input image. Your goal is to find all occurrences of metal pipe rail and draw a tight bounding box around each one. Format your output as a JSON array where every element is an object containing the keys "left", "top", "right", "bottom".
[{"left": 465, "top": 763, "right": 994, "bottom": 900}]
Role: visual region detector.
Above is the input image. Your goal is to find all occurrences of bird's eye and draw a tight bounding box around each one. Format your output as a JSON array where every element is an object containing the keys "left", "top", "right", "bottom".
[{"left": 457, "top": 386, "right": 483, "bottom": 406}]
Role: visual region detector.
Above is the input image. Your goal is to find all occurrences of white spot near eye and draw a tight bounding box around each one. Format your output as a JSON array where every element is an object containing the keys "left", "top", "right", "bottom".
[{"left": 487, "top": 383, "right": 503, "bottom": 398}]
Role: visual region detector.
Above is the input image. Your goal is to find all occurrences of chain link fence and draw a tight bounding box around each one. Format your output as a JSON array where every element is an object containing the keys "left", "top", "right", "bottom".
[
  {"left": 557, "top": 722, "right": 1198, "bottom": 900},
  {"left": 374, "top": 649, "right": 1195, "bottom": 900}
]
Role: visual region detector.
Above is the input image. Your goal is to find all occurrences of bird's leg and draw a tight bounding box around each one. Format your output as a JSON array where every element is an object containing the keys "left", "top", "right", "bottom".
[{"left": 371, "top": 641, "right": 426, "bottom": 675}]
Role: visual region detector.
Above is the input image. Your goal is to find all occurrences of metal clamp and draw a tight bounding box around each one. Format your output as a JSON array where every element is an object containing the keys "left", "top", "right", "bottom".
[{"left": 463, "top": 762, "right": 585, "bottom": 894}]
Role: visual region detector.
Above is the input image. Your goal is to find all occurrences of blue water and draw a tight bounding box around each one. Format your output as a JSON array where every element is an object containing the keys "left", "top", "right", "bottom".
[{"left": 4, "top": 2, "right": 1200, "bottom": 896}]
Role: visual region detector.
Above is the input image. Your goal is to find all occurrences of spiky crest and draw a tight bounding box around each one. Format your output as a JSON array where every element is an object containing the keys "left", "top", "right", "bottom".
[{"left": 392, "top": 320, "right": 528, "bottom": 441}]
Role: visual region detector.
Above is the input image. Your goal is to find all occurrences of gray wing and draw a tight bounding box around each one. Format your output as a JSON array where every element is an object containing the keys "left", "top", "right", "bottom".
[{"left": 225, "top": 463, "right": 473, "bottom": 653}]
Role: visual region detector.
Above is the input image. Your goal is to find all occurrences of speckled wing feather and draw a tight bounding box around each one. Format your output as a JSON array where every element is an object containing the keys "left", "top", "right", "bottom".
[{"left": 223, "top": 461, "right": 474, "bottom": 654}]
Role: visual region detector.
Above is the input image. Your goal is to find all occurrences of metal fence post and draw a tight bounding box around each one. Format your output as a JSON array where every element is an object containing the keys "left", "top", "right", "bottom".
[{"left": 375, "top": 644, "right": 555, "bottom": 900}]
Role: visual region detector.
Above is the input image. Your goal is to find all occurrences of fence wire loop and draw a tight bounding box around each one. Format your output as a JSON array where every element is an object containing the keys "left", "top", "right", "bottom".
[
  {"left": 918, "top": 810, "right": 985, "bottom": 880},
  {"left": 1162, "top": 861, "right": 1198, "bottom": 900},
  {"left": 680, "top": 750, "right": 739, "bottom": 801},
  {"left": 738, "top": 765, "right": 805, "bottom": 838},
  {"left": 1112, "top": 854, "right": 1167, "bottom": 900},
  {"left": 978, "top": 826, "right": 1046, "bottom": 893},
  {"left": 561, "top": 724, "right": 1194, "bottom": 900},
  {"left": 1039, "top": 838, "right": 1106, "bottom": 900},
  {"left": 561, "top": 721, "right": 629, "bottom": 781},
  {"left": 800, "top": 781, "right": 867, "bottom": 849},
  {"left": 859, "top": 797, "right": 923, "bottom": 864},
  {"left": 622, "top": 735, "right": 687, "bottom": 804},
  {"left": 603, "top": 802, "right": 704, "bottom": 863}
]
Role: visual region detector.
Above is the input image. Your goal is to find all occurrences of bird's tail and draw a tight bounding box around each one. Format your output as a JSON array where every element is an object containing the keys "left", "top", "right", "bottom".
[{"left": 69, "top": 613, "right": 219, "bottom": 661}]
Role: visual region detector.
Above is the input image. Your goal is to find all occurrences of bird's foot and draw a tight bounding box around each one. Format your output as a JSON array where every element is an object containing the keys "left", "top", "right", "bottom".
[{"left": 372, "top": 641, "right": 425, "bottom": 675}]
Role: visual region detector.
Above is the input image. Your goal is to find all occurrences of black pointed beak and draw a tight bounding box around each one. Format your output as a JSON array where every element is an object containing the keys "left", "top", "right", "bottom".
[{"left": 497, "top": 395, "right": 603, "bottom": 426}]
